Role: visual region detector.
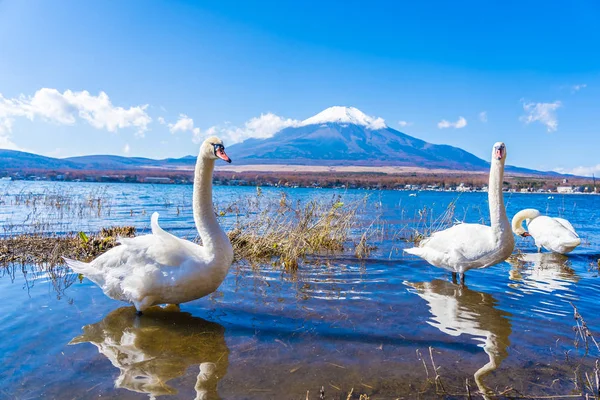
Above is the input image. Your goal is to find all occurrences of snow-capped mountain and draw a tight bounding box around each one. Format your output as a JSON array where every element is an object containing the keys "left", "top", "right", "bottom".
[
  {"left": 227, "top": 106, "right": 490, "bottom": 170},
  {"left": 300, "top": 106, "right": 386, "bottom": 130}
]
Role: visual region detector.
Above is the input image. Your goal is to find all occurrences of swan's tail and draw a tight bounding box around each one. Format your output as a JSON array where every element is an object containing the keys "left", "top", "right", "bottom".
[
  {"left": 563, "top": 237, "right": 581, "bottom": 248},
  {"left": 63, "top": 257, "right": 104, "bottom": 285},
  {"left": 404, "top": 247, "right": 424, "bottom": 257}
]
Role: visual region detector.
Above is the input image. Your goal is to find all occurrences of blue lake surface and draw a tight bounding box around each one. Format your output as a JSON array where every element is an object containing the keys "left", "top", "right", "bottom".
[{"left": 1, "top": 180, "right": 599, "bottom": 399}]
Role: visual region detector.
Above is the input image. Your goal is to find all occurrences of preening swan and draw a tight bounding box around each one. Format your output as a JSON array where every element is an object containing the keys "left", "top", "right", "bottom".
[
  {"left": 511, "top": 209, "right": 581, "bottom": 254},
  {"left": 64, "top": 136, "right": 234, "bottom": 314},
  {"left": 404, "top": 142, "right": 514, "bottom": 283}
]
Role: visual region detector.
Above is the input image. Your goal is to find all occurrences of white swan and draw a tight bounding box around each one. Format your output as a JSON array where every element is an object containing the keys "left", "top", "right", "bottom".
[
  {"left": 64, "top": 136, "right": 234, "bottom": 313},
  {"left": 511, "top": 209, "right": 581, "bottom": 254},
  {"left": 404, "top": 142, "right": 514, "bottom": 283}
]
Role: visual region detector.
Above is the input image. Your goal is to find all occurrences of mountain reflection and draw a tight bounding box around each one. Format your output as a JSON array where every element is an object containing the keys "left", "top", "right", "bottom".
[
  {"left": 405, "top": 279, "right": 512, "bottom": 396},
  {"left": 508, "top": 252, "right": 579, "bottom": 294},
  {"left": 70, "top": 306, "right": 229, "bottom": 399}
]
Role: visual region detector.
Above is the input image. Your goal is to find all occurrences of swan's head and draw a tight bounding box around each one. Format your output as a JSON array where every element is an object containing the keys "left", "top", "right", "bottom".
[
  {"left": 201, "top": 136, "right": 231, "bottom": 163},
  {"left": 492, "top": 142, "right": 506, "bottom": 162},
  {"left": 511, "top": 209, "right": 540, "bottom": 237}
]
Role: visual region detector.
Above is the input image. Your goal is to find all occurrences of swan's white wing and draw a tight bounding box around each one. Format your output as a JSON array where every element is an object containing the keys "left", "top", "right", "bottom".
[
  {"left": 528, "top": 216, "right": 581, "bottom": 254},
  {"left": 553, "top": 217, "right": 577, "bottom": 236},
  {"left": 405, "top": 223, "right": 501, "bottom": 271}
]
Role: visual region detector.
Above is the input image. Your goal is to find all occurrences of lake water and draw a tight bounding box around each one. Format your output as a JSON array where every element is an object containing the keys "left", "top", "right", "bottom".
[{"left": 1, "top": 181, "right": 600, "bottom": 399}]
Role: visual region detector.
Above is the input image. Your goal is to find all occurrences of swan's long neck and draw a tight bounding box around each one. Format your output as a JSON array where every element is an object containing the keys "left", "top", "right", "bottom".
[
  {"left": 193, "top": 156, "right": 231, "bottom": 255},
  {"left": 511, "top": 209, "right": 541, "bottom": 235},
  {"left": 488, "top": 159, "right": 510, "bottom": 238}
]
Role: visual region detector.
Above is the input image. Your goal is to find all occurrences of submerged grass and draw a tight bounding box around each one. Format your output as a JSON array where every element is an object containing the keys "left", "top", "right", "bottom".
[
  {"left": 225, "top": 192, "right": 371, "bottom": 270},
  {"left": 0, "top": 191, "right": 377, "bottom": 271},
  {"left": 0, "top": 226, "right": 136, "bottom": 267}
]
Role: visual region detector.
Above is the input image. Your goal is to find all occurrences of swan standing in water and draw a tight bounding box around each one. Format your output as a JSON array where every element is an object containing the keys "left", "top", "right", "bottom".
[
  {"left": 64, "top": 136, "right": 234, "bottom": 314},
  {"left": 511, "top": 209, "right": 581, "bottom": 254},
  {"left": 404, "top": 142, "right": 514, "bottom": 283}
]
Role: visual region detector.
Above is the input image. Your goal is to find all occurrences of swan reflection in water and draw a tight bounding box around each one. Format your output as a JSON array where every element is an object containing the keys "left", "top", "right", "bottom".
[
  {"left": 405, "top": 279, "right": 512, "bottom": 396},
  {"left": 70, "top": 306, "right": 229, "bottom": 399},
  {"left": 507, "top": 252, "right": 579, "bottom": 294}
]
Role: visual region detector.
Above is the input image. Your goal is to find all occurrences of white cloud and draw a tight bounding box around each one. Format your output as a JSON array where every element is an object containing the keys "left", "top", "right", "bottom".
[
  {"left": 0, "top": 88, "right": 152, "bottom": 145},
  {"left": 572, "top": 84, "right": 587, "bottom": 93},
  {"left": 157, "top": 116, "right": 166, "bottom": 125},
  {"left": 201, "top": 113, "right": 301, "bottom": 145},
  {"left": 520, "top": 100, "right": 561, "bottom": 132},
  {"left": 167, "top": 114, "right": 203, "bottom": 142},
  {"left": 123, "top": 143, "right": 130, "bottom": 154},
  {"left": 437, "top": 116, "right": 467, "bottom": 129},
  {"left": 0, "top": 134, "right": 20, "bottom": 150},
  {"left": 554, "top": 164, "right": 600, "bottom": 177},
  {"left": 168, "top": 114, "right": 195, "bottom": 134},
  {"left": 479, "top": 111, "right": 488, "bottom": 123},
  {"left": 398, "top": 120, "right": 412, "bottom": 127}
]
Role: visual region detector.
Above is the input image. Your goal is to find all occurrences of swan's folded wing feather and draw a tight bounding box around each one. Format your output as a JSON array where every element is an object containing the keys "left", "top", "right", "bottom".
[
  {"left": 418, "top": 223, "right": 498, "bottom": 264},
  {"left": 553, "top": 217, "right": 578, "bottom": 236},
  {"left": 93, "top": 234, "right": 201, "bottom": 272}
]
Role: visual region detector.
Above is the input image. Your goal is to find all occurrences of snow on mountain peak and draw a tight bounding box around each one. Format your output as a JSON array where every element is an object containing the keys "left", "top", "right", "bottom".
[{"left": 301, "top": 106, "right": 386, "bottom": 130}]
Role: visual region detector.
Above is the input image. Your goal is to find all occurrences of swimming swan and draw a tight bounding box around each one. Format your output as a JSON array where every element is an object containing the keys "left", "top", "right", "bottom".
[
  {"left": 404, "top": 142, "right": 514, "bottom": 283},
  {"left": 511, "top": 209, "right": 580, "bottom": 254},
  {"left": 64, "top": 136, "right": 234, "bottom": 313}
]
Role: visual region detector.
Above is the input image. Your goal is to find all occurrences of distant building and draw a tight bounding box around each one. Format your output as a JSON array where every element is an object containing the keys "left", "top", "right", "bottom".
[
  {"left": 456, "top": 183, "right": 472, "bottom": 192},
  {"left": 556, "top": 186, "right": 574, "bottom": 194}
]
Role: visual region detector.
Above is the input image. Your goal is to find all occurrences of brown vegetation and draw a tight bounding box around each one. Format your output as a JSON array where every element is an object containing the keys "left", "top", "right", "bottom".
[
  {"left": 225, "top": 192, "right": 369, "bottom": 270},
  {"left": 0, "top": 226, "right": 135, "bottom": 266},
  {"left": 4, "top": 165, "right": 597, "bottom": 190},
  {"left": 0, "top": 192, "right": 374, "bottom": 271}
]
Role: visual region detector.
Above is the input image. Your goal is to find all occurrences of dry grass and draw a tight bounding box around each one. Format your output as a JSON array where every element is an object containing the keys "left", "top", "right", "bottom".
[
  {"left": 0, "top": 191, "right": 376, "bottom": 272},
  {"left": 226, "top": 192, "right": 370, "bottom": 270},
  {"left": 0, "top": 226, "right": 135, "bottom": 267}
]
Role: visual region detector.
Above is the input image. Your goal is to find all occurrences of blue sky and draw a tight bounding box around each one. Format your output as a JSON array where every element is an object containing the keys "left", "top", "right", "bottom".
[{"left": 0, "top": 0, "right": 599, "bottom": 175}]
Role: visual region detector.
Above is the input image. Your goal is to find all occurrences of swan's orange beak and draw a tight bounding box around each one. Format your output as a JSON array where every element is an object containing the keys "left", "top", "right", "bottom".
[
  {"left": 216, "top": 147, "right": 232, "bottom": 163},
  {"left": 495, "top": 148, "right": 504, "bottom": 160}
]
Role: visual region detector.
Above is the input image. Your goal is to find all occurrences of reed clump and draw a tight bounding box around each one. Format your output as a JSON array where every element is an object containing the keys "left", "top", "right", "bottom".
[
  {"left": 227, "top": 192, "right": 367, "bottom": 270},
  {"left": 0, "top": 226, "right": 136, "bottom": 266}
]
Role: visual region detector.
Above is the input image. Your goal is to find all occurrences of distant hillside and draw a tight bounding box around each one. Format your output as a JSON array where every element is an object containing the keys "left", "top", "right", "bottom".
[
  {"left": 0, "top": 150, "right": 198, "bottom": 172},
  {"left": 0, "top": 149, "right": 81, "bottom": 170}
]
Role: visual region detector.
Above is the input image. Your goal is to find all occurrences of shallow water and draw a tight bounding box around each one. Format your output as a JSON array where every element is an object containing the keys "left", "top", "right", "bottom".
[{"left": 1, "top": 181, "right": 600, "bottom": 399}]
